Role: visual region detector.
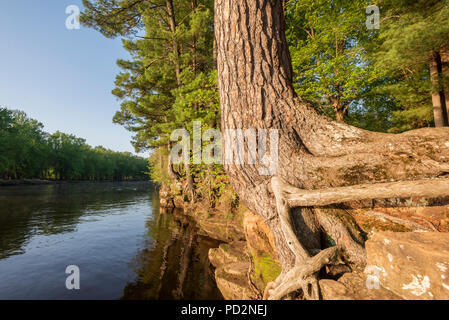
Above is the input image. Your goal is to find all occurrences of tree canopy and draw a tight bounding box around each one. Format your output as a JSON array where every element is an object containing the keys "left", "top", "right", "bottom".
[{"left": 286, "top": 0, "right": 381, "bottom": 122}]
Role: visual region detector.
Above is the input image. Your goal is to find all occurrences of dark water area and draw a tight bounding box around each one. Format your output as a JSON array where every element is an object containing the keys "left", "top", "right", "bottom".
[{"left": 0, "top": 182, "right": 222, "bottom": 300}]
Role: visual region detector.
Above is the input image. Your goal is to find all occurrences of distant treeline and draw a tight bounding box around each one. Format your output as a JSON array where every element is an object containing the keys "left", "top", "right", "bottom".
[{"left": 0, "top": 107, "right": 148, "bottom": 181}]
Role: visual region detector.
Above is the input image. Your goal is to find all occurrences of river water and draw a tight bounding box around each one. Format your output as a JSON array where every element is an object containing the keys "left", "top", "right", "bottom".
[{"left": 0, "top": 182, "right": 223, "bottom": 300}]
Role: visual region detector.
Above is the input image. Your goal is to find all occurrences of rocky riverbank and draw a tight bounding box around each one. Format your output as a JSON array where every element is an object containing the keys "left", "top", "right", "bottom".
[
  {"left": 159, "top": 183, "right": 281, "bottom": 299},
  {"left": 159, "top": 183, "right": 449, "bottom": 300}
]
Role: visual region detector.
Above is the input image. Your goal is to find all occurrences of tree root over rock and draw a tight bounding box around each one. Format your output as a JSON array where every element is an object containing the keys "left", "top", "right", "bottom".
[{"left": 263, "top": 176, "right": 449, "bottom": 300}]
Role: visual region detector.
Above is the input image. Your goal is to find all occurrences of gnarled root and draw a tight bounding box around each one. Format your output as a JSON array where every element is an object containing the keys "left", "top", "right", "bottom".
[
  {"left": 283, "top": 178, "right": 449, "bottom": 207},
  {"left": 263, "top": 246, "right": 340, "bottom": 300},
  {"left": 315, "top": 208, "right": 367, "bottom": 269},
  {"left": 265, "top": 175, "right": 449, "bottom": 299},
  {"left": 264, "top": 177, "right": 347, "bottom": 300}
]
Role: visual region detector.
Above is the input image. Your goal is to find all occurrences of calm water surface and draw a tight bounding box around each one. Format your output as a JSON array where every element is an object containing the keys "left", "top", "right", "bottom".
[{"left": 0, "top": 182, "right": 222, "bottom": 300}]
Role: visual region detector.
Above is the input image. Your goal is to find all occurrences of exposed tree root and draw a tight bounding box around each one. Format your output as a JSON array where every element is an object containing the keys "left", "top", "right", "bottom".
[
  {"left": 264, "top": 176, "right": 449, "bottom": 300},
  {"left": 263, "top": 246, "right": 340, "bottom": 300},
  {"left": 264, "top": 177, "right": 346, "bottom": 300},
  {"left": 314, "top": 209, "right": 367, "bottom": 268},
  {"left": 283, "top": 178, "right": 449, "bottom": 207}
]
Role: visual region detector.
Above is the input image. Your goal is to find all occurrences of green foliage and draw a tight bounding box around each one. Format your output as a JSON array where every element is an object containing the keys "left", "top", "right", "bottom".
[
  {"left": 373, "top": 0, "right": 449, "bottom": 73},
  {"left": 0, "top": 107, "right": 148, "bottom": 181},
  {"left": 286, "top": 0, "right": 449, "bottom": 131},
  {"left": 0, "top": 108, "right": 50, "bottom": 179},
  {"left": 368, "top": 0, "right": 449, "bottom": 131},
  {"left": 81, "top": 0, "right": 147, "bottom": 38},
  {"left": 172, "top": 70, "right": 220, "bottom": 132},
  {"left": 192, "top": 164, "right": 235, "bottom": 208},
  {"left": 94, "top": 0, "right": 219, "bottom": 152},
  {"left": 148, "top": 147, "right": 172, "bottom": 186},
  {"left": 345, "top": 93, "right": 399, "bottom": 132},
  {"left": 286, "top": 0, "right": 382, "bottom": 121}
]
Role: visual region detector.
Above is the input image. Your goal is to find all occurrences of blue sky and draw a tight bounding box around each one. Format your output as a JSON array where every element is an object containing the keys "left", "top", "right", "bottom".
[{"left": 0, "top": 1, "right": 145, "bottom": 155}]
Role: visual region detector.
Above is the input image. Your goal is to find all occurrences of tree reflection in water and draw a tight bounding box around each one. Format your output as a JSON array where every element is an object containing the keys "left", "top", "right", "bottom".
[{"left": 122, "top": 206, "right": 224, "bottom": 300}]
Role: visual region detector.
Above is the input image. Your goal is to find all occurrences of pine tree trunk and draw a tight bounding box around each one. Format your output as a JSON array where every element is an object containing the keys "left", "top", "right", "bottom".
[
  {"left": 166, "top": 0, "right": 194, "bottom": 199},
  {"left": 215, "top": 0, "right": 449, "bottom": 299},
  {"left": 335, "top": 105, "right": 345, "bottom": 123},
  {"left": 166, "top": 0, "right": 182, "bottom": 87},
  {"left": 440, "top": 48, "right": 449, "bottom": 125},
  {"left": 215, "top": 0, "right": 300, "bottom": 267},
  {"left": 333, "top": 84, "right": 345, "bottom": 123},
  {"left": 430, "top": 51, "right": 447, "bottom": 127}
]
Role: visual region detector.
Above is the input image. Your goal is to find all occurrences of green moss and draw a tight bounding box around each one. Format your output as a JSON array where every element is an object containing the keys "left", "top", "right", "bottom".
[
  {"left": 252, "top": 253, "right": 282, "bottom": 287},
  {"left": 221, "top": 243, "right": 230, "bottom": 252}
]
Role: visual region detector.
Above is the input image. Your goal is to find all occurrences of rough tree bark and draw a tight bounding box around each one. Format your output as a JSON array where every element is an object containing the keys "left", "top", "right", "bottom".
[
  {"left": 430, "top": 51, "right": 448, "bottom": 127},
  {"left": 441, "top": 48, "right": 449, "bottom": 125},
  {"left": 331, "top": 85, "right": 346, "bottom": 123},
  {"left": 166, "top": 0, "right": 182, "bottom": 87},
  {"left": 215, "top": 0, "right": 449, "bottom": 300}
]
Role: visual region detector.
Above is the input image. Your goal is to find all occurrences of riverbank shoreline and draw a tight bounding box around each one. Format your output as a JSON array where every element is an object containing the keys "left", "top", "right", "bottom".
[
  {"left": 0, "top": 179, "right": 151, "bottom": 187},
  {"left": 158, "top": 183, "right": 281, "bottom": 300}
]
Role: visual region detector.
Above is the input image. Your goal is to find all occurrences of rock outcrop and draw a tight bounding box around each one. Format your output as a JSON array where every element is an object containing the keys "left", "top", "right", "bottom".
[
  {"left": 209, "top": 241, "right": 260, "bottom": 300},
  {"left": 364, "top": 231, "right": 449, "bottom": 300},
  {"left": 195, "top": 214, "right": 245, "bottom": 243},
  {"left": 243, "top": 211, "right": 282, "bottom": 292},
  {"left": 159, "top": 185, "right": 175, "bottom": 208},
  {"left": 319, "top": 272, "right": 403, "bottom": 300},
  {"left": 207, "top": 212, "right": 281, "bottom": 300}
]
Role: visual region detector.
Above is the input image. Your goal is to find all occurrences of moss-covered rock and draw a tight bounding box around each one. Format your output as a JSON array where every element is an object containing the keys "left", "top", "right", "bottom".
[{"left": 252, "top": 253, "right": 282, "bottom": 288}]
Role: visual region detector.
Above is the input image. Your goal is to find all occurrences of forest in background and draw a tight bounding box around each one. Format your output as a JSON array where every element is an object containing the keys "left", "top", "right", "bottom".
[
  {"left": 80, "top": 0, "right": 449, "bottom": 201},
  {"left": 0, "top": 107, "right": 148, "bottom": 181}
]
